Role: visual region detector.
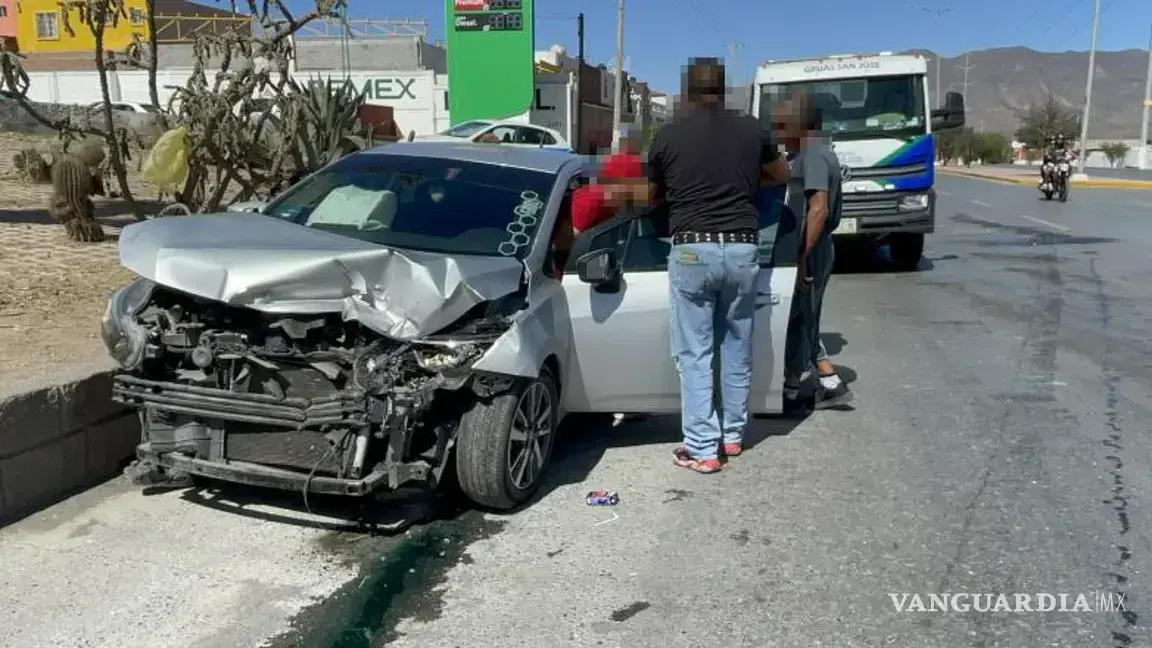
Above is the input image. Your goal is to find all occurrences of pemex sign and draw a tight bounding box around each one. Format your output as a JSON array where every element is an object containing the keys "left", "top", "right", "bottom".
[{"left": 444, "top": 0, "right": 535, "bottom": 125}]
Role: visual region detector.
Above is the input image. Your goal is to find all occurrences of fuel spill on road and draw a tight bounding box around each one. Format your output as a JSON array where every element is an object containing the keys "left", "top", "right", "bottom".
[{"left": 262, "top": 499, "right": 506, "bottom": 648}]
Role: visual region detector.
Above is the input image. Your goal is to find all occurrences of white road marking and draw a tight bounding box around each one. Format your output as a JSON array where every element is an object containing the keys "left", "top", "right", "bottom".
[
  {"left": 1017, "top": 213, "right": 1071, "bottom": 232},
  {"left": 969, "top": 199, "right": 991, "bottom": 208},
  {"left": 939, "top": 190, "right": 953, "bottom": 197}
]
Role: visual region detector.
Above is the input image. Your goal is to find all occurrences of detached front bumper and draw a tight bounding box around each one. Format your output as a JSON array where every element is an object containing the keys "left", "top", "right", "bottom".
[
  {"left": 113, "top": 374, "right": 428, "bottom": 496},
  {"left": 835, "top": 189, "right": 935, "bottom": 238}
]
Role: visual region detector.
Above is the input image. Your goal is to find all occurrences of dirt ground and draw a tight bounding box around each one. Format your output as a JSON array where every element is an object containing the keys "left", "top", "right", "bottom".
[{"left": 0, "top": 131, "right": 161, "bottom": 395}]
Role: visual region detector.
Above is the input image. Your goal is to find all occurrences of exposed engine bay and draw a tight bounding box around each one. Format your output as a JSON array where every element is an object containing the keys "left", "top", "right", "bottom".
[{"left": 109, "top": 280, "right": 524, "bottom": 496}]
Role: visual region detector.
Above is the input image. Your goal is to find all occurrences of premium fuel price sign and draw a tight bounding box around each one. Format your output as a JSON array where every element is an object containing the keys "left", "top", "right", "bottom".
[{"left": 453, "top": 0, "right": 524, "bottom": 31}]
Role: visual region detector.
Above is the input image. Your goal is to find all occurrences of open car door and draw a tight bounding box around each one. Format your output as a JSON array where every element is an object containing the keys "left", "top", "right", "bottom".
[{"left": 560, "top": 193, "right": 798, "bottom": 415}]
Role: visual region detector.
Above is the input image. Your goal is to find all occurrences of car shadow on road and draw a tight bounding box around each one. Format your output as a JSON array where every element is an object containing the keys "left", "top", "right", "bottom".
[
  {"left": 533, "top": 406, "right": 809, "bottom": 504},
  {"left": 166, "top": 477, "right": 469, "bottom": 536}
]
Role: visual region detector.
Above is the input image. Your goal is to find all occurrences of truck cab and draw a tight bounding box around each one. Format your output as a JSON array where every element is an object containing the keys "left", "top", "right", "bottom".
[{"left": 751, "top": 52, "right": 965, "bottom": 270}]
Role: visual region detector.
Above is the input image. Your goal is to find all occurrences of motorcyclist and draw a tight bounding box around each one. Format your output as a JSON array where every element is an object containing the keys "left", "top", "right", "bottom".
[{"left": 1046, "top": 135, "right": 1073, "bottom": 168}]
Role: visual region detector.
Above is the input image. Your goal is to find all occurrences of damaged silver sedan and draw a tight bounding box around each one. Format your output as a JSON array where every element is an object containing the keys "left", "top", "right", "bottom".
[{"left": 101, "top": 142, "right": 799, "bottom": 510}]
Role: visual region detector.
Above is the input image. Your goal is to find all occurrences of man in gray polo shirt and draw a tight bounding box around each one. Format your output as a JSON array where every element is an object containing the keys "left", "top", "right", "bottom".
[{"left": 776, "top": 93, "right": 853, "bottom": 411}]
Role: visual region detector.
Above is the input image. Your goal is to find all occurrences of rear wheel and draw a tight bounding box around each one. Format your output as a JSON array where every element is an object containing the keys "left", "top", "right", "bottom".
[
  {"left": 889, "top": 233, "right": 924, "bottom": 272},
  {"left": 455, "top": 367, "right": 558, "bottom": 510},
  {"left": 1042, "top": 190, "right": 1053, "bottom": 200}
]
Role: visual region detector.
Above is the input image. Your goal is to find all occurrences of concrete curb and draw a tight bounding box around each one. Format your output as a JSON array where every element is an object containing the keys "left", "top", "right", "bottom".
[
  {"left": 937, "top": 168, "right": 1152, "bottom": 190},
  {"left": 0, "top": 370, "right": 138, "bottom": 527}
]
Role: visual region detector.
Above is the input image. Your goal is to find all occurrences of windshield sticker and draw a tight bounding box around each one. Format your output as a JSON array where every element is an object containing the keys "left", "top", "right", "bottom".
[{"left": 499, "top": 190, "right": 545, "bottom": 256}]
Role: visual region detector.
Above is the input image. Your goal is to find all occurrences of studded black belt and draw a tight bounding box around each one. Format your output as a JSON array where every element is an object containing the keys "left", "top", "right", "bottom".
[{"left": 672, "top": 230, "right": 758, "bottom": 245}]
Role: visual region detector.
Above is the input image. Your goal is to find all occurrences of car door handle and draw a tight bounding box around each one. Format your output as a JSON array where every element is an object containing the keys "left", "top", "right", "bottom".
[{"left": 754, "top": 293, "right": 780, "bottom": 309}]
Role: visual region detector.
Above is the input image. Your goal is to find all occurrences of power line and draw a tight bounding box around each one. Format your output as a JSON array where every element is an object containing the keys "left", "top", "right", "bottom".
[{"left": 1058, "top": 0, "right": 1118, "bottom": 47}]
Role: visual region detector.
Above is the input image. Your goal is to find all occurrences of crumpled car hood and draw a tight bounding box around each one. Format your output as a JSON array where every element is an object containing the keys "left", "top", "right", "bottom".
[{"left": 118, "top": 212, "right": 525, "bottom": 341}]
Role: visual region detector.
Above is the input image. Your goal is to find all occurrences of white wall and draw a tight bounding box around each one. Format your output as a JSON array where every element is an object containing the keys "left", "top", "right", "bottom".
[
  {"left": 21, "top": 67, "right": 585, "bottom": 141},
  {"left": 23, "top": 68, "right": 446, "bottom": 135}
]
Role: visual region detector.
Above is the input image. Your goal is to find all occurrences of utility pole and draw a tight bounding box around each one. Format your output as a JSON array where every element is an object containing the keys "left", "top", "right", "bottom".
[
  {"left": 576, "top": 12, "right": 584, "bottom": 154},
  {"left": 957, "top": 51, "right": 974, "bottom": 101},
  {"left": 1076, "top": 0, "right": 1101, "bottom": 177},
  {"left": 611, "top": 0, "right": 625, "bottom": 150},
  {"left": 729, "top": 41, "right": 745, "bottom": 112},
  {"left": 1140, "top": 24, "right": 1152, "bottom": 170}
]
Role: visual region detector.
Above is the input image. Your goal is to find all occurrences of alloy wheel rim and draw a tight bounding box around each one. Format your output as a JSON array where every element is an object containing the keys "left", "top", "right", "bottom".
[{"left": 507, "top": 382, "right": 554, "bottom": 490}]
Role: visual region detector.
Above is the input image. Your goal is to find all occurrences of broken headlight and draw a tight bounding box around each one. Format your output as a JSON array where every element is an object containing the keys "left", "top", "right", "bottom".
[
  {"left": 413, "top": 341, "right": 482, "bottom": 371},
  {"left": 100, "top": 277, "right": 155, "bottom": 369}
]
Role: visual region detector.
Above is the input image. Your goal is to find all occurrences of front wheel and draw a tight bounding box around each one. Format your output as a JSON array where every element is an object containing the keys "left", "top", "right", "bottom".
[
  {"left": 455, "top": 367, "right": 559, "bottom": 510},
  {"left": 889, "top": 233, "right": 924, "bottom": 272}
]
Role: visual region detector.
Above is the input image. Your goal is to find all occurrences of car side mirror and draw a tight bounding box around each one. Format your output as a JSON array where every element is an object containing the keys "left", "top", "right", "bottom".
[{"left": 576, "top": 248, "right": 621, "bottom": 289}]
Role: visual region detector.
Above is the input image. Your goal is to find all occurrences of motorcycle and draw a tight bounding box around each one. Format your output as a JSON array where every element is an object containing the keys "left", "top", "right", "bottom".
[{"left": 1038, "top": 159, "right": 1070, "bottom": 202}]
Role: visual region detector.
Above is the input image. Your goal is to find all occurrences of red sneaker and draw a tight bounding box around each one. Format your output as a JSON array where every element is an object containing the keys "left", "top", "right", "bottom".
[
  {"left": 673, "top": 447, "right": 721, "bottom": 473},
  {"left": 722, "top": 442, "right": 743, "bottom": 457}
]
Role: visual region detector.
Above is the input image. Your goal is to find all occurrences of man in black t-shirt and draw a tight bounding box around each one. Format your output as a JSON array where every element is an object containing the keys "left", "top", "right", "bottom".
[{"left": 647, "top": 57, "right": 789, "bottom": 473}]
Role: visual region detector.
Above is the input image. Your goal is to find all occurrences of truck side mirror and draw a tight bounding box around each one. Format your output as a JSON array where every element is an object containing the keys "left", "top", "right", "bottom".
[{"left": 931, "top": 91, "right": 966, "bottom": 131}]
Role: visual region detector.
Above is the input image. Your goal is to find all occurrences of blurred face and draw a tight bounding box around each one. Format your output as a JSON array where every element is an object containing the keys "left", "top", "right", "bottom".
[{"left": 771, "top": 100, "right": 805, "bottom": 151}]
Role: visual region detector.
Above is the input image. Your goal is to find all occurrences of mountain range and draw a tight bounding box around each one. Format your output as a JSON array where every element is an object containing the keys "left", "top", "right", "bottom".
[{"left": 915, "top": 46, "right": 1150, "bottom": 140}]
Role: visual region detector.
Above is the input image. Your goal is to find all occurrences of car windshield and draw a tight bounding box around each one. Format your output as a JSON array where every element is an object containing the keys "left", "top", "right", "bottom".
[
  {"left": 441, "top": 120, "right": 491, "bottom": 138},
  {"left": 264, "top": 154, "right": 556, "bottom": 259},
  {"left": 759, "top": 74, "right": 926, "bottom": 140},
  {"left": 140, "top": 103, "right": 160, "bottom": 113}
]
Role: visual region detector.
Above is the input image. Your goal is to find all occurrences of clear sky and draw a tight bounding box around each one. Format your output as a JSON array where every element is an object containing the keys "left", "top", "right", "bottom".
[{"left": 286, "top": 0, "right": 1151, "bottom": 94}]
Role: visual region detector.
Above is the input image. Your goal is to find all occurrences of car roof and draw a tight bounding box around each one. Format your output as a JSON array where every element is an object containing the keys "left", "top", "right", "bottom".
[{"left": 361, "top": 141, "right": 583, "bottom": 173}]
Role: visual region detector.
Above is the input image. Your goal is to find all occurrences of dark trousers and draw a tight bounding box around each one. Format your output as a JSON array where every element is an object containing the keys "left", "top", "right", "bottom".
[{"left": 785, "top": 234, "right": 835, "bottom": 376}]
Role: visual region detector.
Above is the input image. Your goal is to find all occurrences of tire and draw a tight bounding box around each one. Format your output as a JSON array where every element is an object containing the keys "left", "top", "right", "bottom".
[
  {"left": 1042, "top": 190, "right": 1053, "bottom": 200},
  {"left": 455, "top": 367, "right": 559, "bottom": 510},
  {"left": 889, "top": 233, "right": 924, "bottom": 272}
]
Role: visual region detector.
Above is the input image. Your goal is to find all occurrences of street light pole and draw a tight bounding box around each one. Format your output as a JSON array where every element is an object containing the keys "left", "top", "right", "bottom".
[
  {"left": 1076, "top": 0, "right": 1101, "bottom": 177},
  {"left": 611, "top": 0, "right": 625, "bottom": 150},
  {"left": 1140, "top": 24, "right": 1152, "bottom": 170},
  {"left": 907, "top": 4, "right": 952, "bottom": 106}
]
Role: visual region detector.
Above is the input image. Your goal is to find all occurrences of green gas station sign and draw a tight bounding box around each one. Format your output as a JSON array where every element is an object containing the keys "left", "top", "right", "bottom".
[{"left": 444, "top": 0, "right": 535, "bottom": 125}]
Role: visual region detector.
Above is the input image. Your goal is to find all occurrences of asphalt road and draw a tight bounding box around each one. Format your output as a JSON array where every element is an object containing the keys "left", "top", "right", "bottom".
[
  {"left": 3, "top": 174, "right": 1152, "bottom": 647},
  {"left": 985, "top": 163, "right": 1152, "bottom": 181}
]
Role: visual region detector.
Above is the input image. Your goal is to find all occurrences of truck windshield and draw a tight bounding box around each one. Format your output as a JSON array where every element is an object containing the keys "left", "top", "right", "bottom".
[{"left": 758, "top": 74, "right": 926, "bottom": 140}]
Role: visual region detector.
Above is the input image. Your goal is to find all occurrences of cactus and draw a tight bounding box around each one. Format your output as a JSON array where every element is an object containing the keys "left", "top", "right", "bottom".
[
  {"left": 12, "top": 148, "right": 50, "bottom": 183},
  {"left": 48, "top": 145, "right": 107, "bottom": 242}
]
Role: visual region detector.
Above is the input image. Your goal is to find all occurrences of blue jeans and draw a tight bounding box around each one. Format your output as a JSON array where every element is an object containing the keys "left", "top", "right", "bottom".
[{"left": 668, "top": 242, "right": 760, "bottom": 460}]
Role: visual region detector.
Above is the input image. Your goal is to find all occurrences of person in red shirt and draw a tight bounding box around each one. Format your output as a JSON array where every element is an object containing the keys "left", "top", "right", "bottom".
[{"left": 571, "top": 128, "right": 646, "bottom": 234}]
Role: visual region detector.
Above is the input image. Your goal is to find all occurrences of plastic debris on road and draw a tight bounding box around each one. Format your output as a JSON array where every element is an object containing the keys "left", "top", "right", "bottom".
[{"left": 586, "top": 490, "right": 620, "bottom": 506}]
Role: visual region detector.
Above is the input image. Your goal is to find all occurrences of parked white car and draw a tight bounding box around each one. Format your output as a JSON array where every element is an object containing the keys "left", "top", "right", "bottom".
[
  {"left": 104, "top": 143, "right": 795, "bottom": 511},
  {"left": 90, "top": 101, "right": 163, "bottom": 114},
  {"left": 419, "top": 119, "right": 572, "bottom": 151}
]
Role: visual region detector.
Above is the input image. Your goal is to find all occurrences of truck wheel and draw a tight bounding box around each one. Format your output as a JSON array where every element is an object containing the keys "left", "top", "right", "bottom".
[
  {"left": 889, "top": 233, "right": 924, "bottom": 272},
  {"left": 455, "top": 367, "right": 559, "bottom": 510}
]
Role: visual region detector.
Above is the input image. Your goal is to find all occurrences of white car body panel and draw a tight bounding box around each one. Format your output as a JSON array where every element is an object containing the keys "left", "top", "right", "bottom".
[{"left": 559, "top": 265, "right": 793, "bottom": 415}]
